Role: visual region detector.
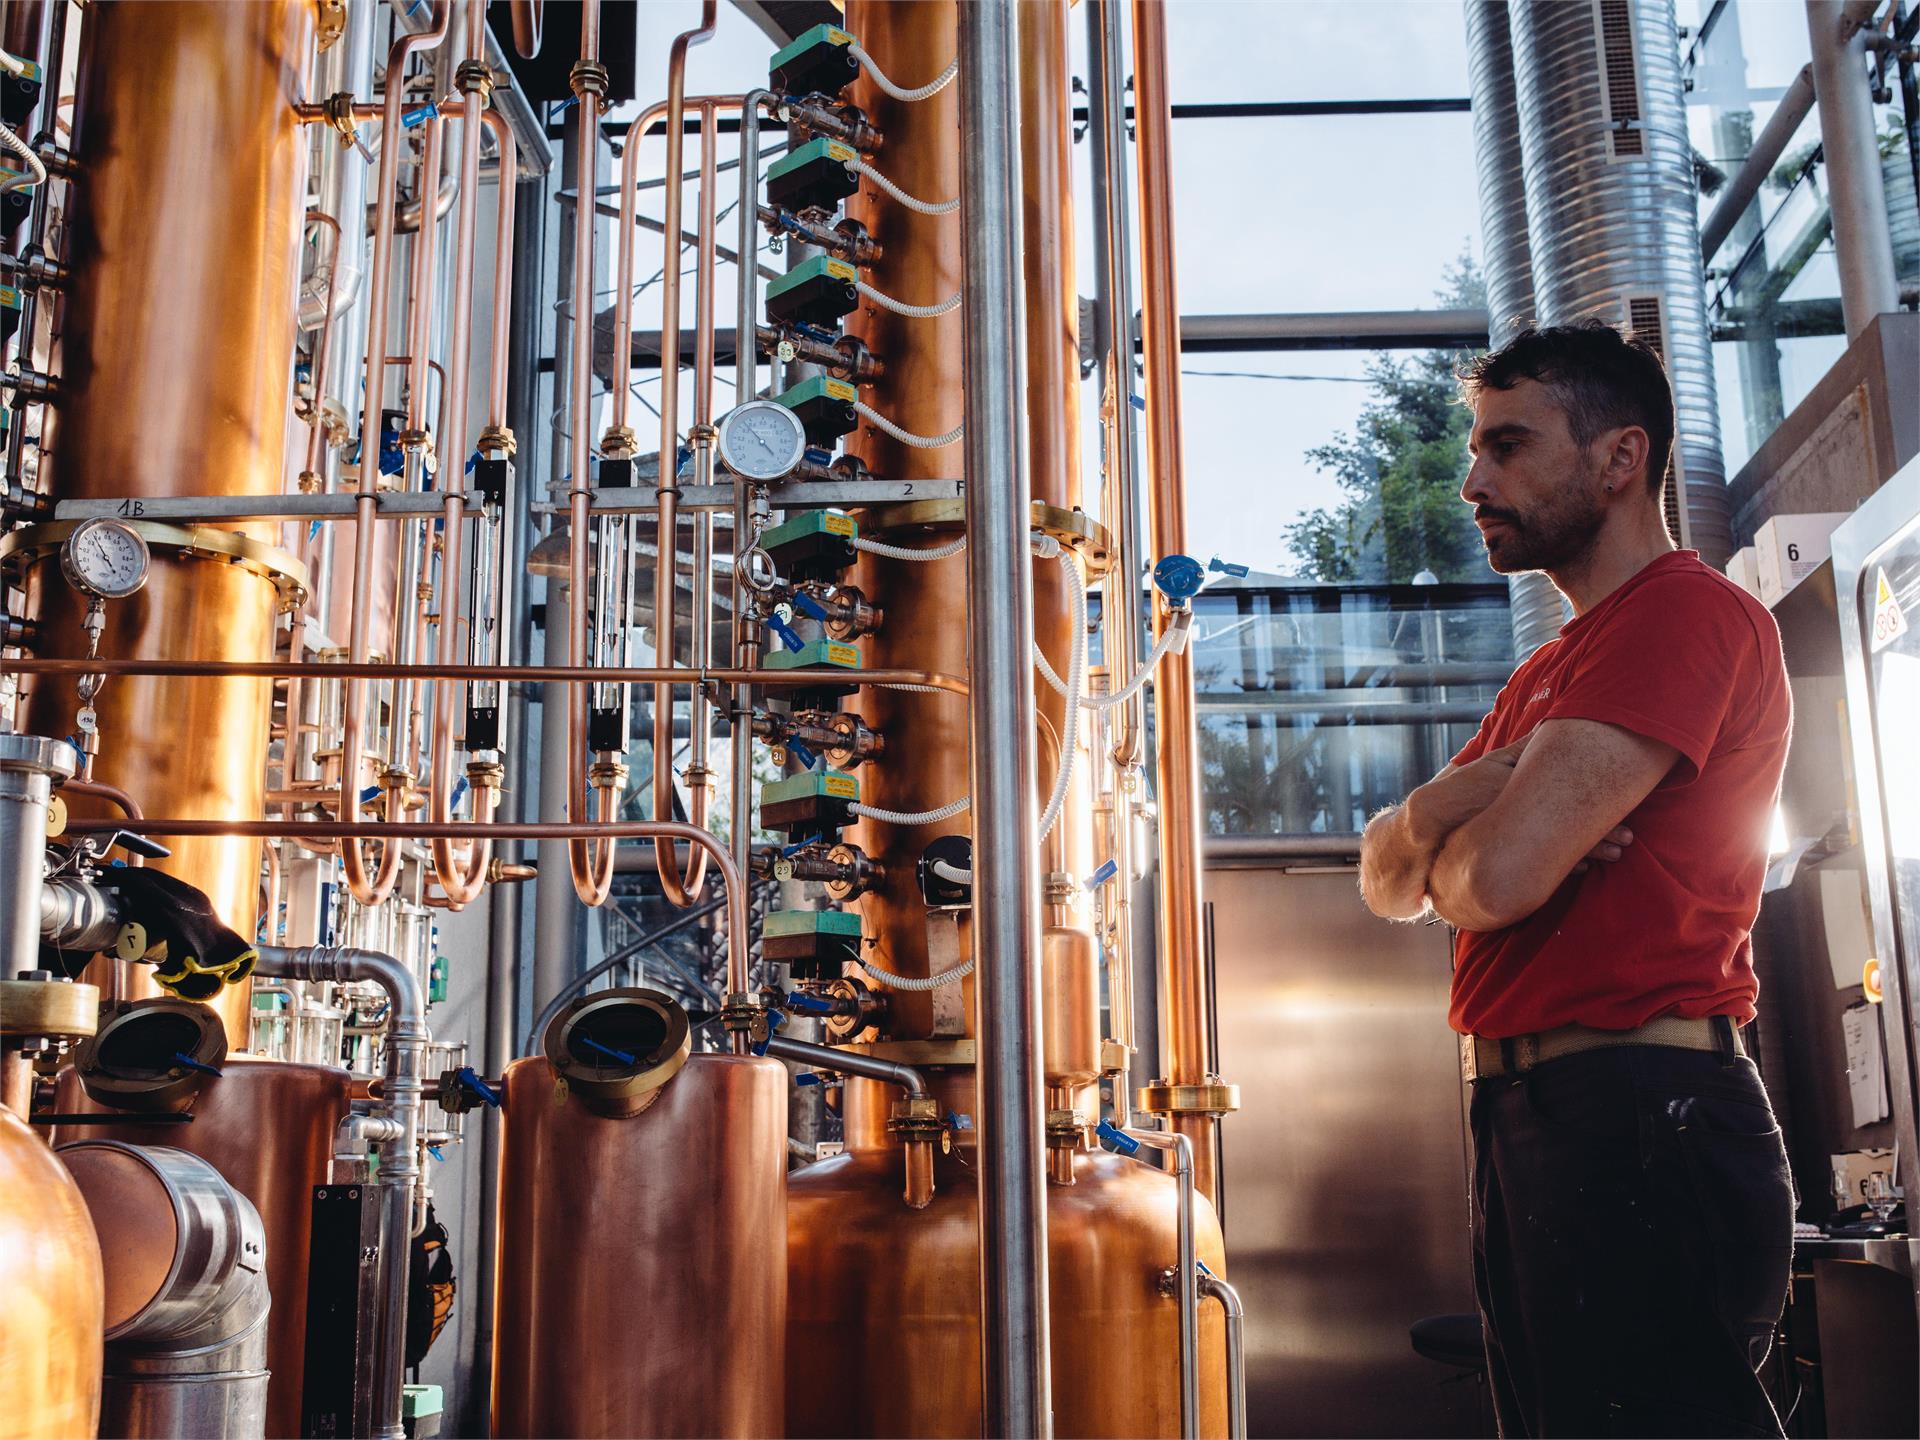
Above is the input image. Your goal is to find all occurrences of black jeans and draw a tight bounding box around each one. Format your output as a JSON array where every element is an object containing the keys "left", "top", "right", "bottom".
[{"left": 1470, "top": 1045, "right": 1795, "bottom": 1438}]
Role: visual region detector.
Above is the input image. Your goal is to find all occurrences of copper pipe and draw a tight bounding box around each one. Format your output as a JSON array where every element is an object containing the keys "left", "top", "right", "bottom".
[
  {"left": 263, "top": 837, "right": 283, "bottom": 948},
  {"left": 1132, "top": 0, "right": 1221, "bottom": 1207},
  {"left": 340, "top": 0, "right": 452, "bottom": 905},
  {"left": 60, "top": 816, "right": 753, "bottom": 991},
  {"left": 61, "top": 776, "right": 142, "bottom": 820},
  {"left": 301, "top": 211, "right": 347, "bottom": 490},
  {"left": 510, "top": 0, "right": 541, "bottom": 58},
  {"left": 3, "top": 657, "right": 969, "bottom": 692},
  {"left": 425, "top": 0, "right": 498, "bottom": 908},
  {"left": 656, "top": 96, "right": 724, "bottom": 906},
  {"left": 563, "top": 0, "right": 618, "bottom": 906},
  {"left": 404, "top": 115, "right": 446, "bottom": 440}
]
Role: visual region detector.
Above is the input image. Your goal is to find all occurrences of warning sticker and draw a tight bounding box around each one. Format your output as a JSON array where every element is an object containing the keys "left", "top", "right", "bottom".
[{"left": 1870, "top": 567, "right": 1908, "bottom": 652}]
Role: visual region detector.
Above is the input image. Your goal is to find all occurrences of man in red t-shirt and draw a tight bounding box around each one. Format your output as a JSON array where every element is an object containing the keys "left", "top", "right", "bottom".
[{"left": 1359, "top": 322, "right": 1794, "bottom": 1437}]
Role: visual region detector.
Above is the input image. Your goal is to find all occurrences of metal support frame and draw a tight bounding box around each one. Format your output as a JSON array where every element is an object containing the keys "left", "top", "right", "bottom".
[
  {"left": 959, "top": 1, "right": 1052, "bottom": 1433},
  {"left": 1807, "top": 0, "right": 1900, "bottom": 337}
]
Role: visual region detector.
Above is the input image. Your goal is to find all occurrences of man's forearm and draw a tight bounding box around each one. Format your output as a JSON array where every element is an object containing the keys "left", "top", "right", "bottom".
[{"left": 1359, "top": 797, "right": 1449, "bottom": 920}]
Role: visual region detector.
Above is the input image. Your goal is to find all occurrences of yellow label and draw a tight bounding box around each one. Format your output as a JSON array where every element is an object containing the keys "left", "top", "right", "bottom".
[
  {"left": 822, "top": 773, "right": 858, "bottom": 800},
  {"left": 822, "top": 377, "right": 857, "bottom": 402},
  {"left": 824, "top": 258, "right": 857, "bottom": 282},
  {"left": 822, "top": 641, "right": 861, "bottom": 667},
  {"left": 826, "top": 141, "right": 856, "bottom": 164},
  {"left": 827, "top": 27, "right": 851, "bottom": 45},
  {"left": 0, "top": 287, "right": 20, "bottom": 310},
  {"left": 821, "top": 512, "right": 856, "bottom": 538}
]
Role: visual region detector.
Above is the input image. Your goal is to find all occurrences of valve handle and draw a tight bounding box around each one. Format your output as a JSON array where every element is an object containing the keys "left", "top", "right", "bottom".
[
  {"left": 577, "top": 1034, "right": 636, "bottom": 1066},
  {"left": 751, "top": 1007, "right": 788, "bottom": 1057},
  {"left": 1095, "top": 1118, "right": 1140, "bottom": 1156},
  {"left": 173, "top": 1051, "right": 223, "bottom": 1079},
  {"left": 765, "top": 613, "right": 805, "bottom": 653},
  {"left": 795, "top": 1071, "right": 825, "bottom": 1087},
  {"left": 1085, "top": 859, "right": 1119, "bottom": 890},
  {"left": 787, "top": 739, "right": 819, "bottom": 771},
  {"left": 784, "top": 991, "right": 837, "bottom": 1016},
  {"left": 456, "top": 1066, "right": 501, "bottom": 1108},
  {"left": 1208, "top": 556, "right": 1250, "bottom": 579},
  {"left": 790, "top": 590, "right": 831, "bottom": 623}
]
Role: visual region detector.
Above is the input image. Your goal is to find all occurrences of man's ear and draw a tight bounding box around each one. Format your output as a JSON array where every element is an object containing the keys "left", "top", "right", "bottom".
[{"left": 1596, "top": 425, "right": 1650, "bottom": 495}]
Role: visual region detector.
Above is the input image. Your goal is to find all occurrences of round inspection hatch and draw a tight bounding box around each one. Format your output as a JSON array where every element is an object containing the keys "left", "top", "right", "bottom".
[{"left": 543, "top": 988, "right": 691, "bottom": 1117}]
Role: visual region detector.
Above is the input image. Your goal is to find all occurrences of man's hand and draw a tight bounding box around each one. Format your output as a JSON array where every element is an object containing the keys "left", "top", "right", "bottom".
[
  {"left": 1359, "top": 735, "right": 1532, "bottom": 920},
  {"left": 1573, "top": 825, "right": 1635, "bottom": 874}
]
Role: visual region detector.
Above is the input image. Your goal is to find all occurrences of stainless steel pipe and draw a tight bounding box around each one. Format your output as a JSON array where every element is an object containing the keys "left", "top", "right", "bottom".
[
  {"left": 959, "top": 2, "right": 1052, "bottom": 1430},
  {"left": 1806, "top": 0, "right": 1900, "bottom": 337},
  {"left": 762, "top": 1034, "right": 928, "bottom": 1096},
  {"left": 1124, "top": 1126, "right": 1198, "bottom": 1440},
  {"left": 253, "top": 945, "right": 426, "bottom": 1440},
  {"left": 1198, "top": 1269, "right": 1247, "bottom": 1440},
  {"left": 0, "top": 733, "right": 74, "bottom": 976}
]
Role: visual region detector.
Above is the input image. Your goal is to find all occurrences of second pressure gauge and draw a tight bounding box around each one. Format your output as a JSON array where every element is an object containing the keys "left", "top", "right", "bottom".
[
  {"left": 60, "top": 518, "right": 151, "bottom": 600},
  {"left": 717, "top": 399, "right": 807, "bottom": 483}
]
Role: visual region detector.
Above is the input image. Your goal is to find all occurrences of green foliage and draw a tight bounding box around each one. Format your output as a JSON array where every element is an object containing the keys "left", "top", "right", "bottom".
[{"left": 1283, "top": 254, "right": 1495, "bottom": 585}]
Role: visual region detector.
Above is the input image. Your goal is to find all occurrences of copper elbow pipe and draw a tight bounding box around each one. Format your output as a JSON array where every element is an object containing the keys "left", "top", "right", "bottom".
[
  {"left": 509, "top": 0, "right": 541, "bottom": 58},
  {"left": 425, "top": 0, "right": 500, "bottom": 907},
  {"left": 340, "top": 0, "right": 451, "bottom": 905}
]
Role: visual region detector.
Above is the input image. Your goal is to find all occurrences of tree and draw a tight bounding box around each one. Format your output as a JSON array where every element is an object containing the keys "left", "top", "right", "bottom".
[{"left": 1284, "top": 255, "right": 1494, "bottom": 584}]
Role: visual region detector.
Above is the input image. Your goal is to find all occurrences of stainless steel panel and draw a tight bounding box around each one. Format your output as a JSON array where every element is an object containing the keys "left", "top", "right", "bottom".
[{"left": 1209, "top": 865, "right": 1484, "bottom": 1438}]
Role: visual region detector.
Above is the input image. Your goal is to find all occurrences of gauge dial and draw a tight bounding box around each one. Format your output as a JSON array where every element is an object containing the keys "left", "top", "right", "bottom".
[
  {"left": 717, "top": 399, "right": 807, "bottom": 482},
  {"left": 60, "top": 519, "right": 151, "bottom": 600}
]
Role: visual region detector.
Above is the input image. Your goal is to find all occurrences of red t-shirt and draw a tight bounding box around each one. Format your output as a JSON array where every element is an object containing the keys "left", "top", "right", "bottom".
[{"left": 1446, "top": 550, "right": 1792, "bottom": 1038}]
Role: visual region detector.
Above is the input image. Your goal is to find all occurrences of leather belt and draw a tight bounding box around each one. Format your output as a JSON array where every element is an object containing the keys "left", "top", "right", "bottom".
[{"left": 1461, "top": 1014, "right": 1742, "bottom": 1082}]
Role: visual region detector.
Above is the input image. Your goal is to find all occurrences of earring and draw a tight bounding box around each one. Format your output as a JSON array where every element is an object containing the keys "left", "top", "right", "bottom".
[{"left": 1605, "top": 483, "right": 1615, "bottom": 492}]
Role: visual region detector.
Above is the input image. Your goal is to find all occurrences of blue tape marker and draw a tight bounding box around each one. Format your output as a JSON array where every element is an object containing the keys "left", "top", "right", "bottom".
[
  {"left": 577, "top": 1034, "right": 637, "bottom": 1066},
  {"left": 173, "top": 1051, "right": 224, "bottom": 1078}
]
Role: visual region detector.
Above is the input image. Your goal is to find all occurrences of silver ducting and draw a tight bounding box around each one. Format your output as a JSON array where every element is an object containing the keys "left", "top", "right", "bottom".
[
  {"left": 1465, "top": 0, "right": 1571, "bottom": 658},
  {"left": 59, "top": 1142, "right": 272, "bottom": 1440},
  {"left": 1510, "top": 0, "right": 1733, "bottom": 567}
]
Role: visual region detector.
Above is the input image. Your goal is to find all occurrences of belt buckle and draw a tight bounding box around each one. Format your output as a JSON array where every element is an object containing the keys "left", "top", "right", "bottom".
[{"left": 1460, "top": 1033, "right": 1476, "bottom": 1082}]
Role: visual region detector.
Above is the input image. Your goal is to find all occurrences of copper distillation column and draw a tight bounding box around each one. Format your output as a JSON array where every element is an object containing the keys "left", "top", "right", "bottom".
[
  {"left": 22, "top": 0, "right": 318, "bottom": 1046},
  {"left": 784, "top": 4, "right": 1226, "bottom": 1435}
]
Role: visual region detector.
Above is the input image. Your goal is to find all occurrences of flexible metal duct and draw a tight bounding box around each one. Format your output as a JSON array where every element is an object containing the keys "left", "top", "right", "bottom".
[
  {"left": 1465, "top": 0, "right": 1571, "bottom": 658},
  {"left": 1510, "top": 0, "right": 1733, "bottom": 567}
]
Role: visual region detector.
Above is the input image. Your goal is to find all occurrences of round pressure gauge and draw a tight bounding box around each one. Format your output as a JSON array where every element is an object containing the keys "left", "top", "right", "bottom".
[
  {"left": 60, "top": 519, "right": 151, "bottom": 600},
  {"left": 717, "top": 399, "right": 807, "bottom": 483}
]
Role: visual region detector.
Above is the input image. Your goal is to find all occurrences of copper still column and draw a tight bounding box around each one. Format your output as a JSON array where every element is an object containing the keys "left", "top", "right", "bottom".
[{"left": 24, "top": 0, "right": 316, "bottom": 1047}]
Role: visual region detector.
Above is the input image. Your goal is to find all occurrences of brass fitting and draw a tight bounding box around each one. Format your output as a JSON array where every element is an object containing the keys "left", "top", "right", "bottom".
[
  {"left": 887, "top": 1095, "right": 942, "bottom": 1135},
  {"left": 399, "top": 427, "right": 432, "bottom": 454},
  {"left": 487, "top": 859, "right": 538, "bottom": 883},
  {"left": 1045, "top": 1108, "right": 1086, "bottom": 1149},
  {"left": 315, "top": 0, "right": 347, "bottom": 52},
  {"left": 1135, "top": 1075, "right": 1242, "bottom": 1117},
  {"left": 1100, "top": 1038, "right": 1130, "bottom": 1076},
  {"left": 465, "top": 759, "right": 506, "bottom": 791},
  {"left": 720, "top": 990, "right": 764, "bottom": 1037},
  {"left": 1044, "top": 870, "right": 1077, "bottom": 907},
  {"left": 478, "top": 423, "right": 518, "bottom": 458},
  {"left": 568, "top": 60, "right": 610, "bottom": 111},
  {"left": 296, "top": 469, "right": 324, "bottom": 495},
  {"left": 680, "top": 761, "right": 716, "bottom": 796},
  {"left": 322, "top": 90, "right": 360, "bottom": 146},
  {"left": 588, "top": 759, "right": 629, "bottom": 789},
  {"left": 597, "top": 425, "right": 638, "bottom": 460},
  {"left": 454, "top": 59, "right": 496, "bottom": 104}
]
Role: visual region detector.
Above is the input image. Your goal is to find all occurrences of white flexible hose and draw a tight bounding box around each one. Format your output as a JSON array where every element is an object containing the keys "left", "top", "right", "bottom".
[
  {"left": 847, "top": 43, "right": 957, "bottom": 103},
  {"left": 852, "top": 533, "right": 966, "bottom": 561},
  {"left": 1036, "top": 548, "right": 1085, "bottom": 841},
  {"left": 0, "top": 123, "right": 45, "bottom": 195},
  {"left": 850, "top": 794, "right": 970, "bottom": 826},
  {"left": 1084, "top": 612, "right": 1191, "bottom": 710},
  {"left": 855, "top": 159, "right": 960, "bottom": 216},
  {"left": 860, "top": 954, "right": 974, "bottom": 991},
  {"left": 930, "top": 859, "right": 973, "bottom": 885},
  {"left": 854, "top": 401, "right": 962, "bottom": 450},
  {"left": 856, "top": 280, "right": 962, "bottom": 319}
]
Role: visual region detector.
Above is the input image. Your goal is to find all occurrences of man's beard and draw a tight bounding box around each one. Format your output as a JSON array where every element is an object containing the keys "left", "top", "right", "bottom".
[{"left": 1476, "top": 474, "right": 1605, "bottom": 575}]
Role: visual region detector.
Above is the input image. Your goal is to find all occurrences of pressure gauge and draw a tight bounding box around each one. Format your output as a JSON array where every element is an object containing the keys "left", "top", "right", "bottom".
[
  {"left": 60, "top": 519, "right": 151, "bottom": 600},
  {"left": 717, "top": 399, "right": 807, "bottom": 483}
]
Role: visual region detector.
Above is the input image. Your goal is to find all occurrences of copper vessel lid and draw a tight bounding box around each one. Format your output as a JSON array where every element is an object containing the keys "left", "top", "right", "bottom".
[
  {"left": 73, "top": 998, "right": 228, "bottom": 1113},
  {"left": 542, "top": 988, "right": 691, "bottom": 1116}
]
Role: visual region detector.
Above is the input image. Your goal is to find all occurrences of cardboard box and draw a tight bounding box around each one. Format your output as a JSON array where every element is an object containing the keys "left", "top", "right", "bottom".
[
  {"left": 1723, "top": 546, "right": 1760, "bottom": 598},
  {"left": 1754, "top": 512, "right": 1850, "bottom": 606}
]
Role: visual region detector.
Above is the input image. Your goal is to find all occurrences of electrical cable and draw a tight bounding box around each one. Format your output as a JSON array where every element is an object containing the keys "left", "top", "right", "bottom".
[
  {"left": 0, "top": 122, "right": 46, "bottom": 196},
  {"left": 859, "top": 953, "right": 974, "bottom": 992},
  {"left": 851, "top": 533, "right": 966, "bottom": 561},
  {"left": 846, "top": 42, "right": 957, "bottom": 103},
  {"left": 856, "top": 280, "right": 961, "bottom": 318},
  {"left": 849, "top": 793, "right": 969, "bottom": 826},
  {"left": 853, "top": 401, "right": 962, "bottom": 449},
  {"left": 0, "top": 48, "right": 30, "bottom": 78},
  {"left": 1086, "top": 612, "right": 1191, "bottom": 709},
  {"left": 855, "top": 159, "right": 960, "bottom": 216},
  {"left": 1036, "top": 547, "right": 1085, "bottom": 841}
]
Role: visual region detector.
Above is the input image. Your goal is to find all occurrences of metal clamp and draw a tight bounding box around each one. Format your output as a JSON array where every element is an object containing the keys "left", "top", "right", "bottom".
[{"left": 1135, "top": 1077, "right": 1241, "bottom": 1117}]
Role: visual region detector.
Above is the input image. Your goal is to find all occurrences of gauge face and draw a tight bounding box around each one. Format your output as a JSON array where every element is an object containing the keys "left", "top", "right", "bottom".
[
  {"left": 718, "top": 399, "right": 807, "bottom": 482},
  {"left": 61, "top": 519, "right": 150, "bottom": 600}
]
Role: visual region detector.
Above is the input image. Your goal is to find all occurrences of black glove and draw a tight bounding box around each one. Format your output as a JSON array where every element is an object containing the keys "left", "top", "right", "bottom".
[{"left": 95, "top": 867, "right": 257, "bottom": 1002}]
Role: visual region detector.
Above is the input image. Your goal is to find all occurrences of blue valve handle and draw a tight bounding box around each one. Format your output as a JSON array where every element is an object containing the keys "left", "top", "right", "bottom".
[
  {"left": 784, "top": 991, "right": 837, "bottom": 1016},
  {"left": 428, "top": 1145, "right": 446, "bottom": 1162},
  {"left": 450, "top": 774, "right": 470, "bottom": 813},
  {"left": 1208, "top": 556, "right": 1250, "bottom": 578},
  {"left": 946, "top": 1111, "right": 974, "bottom": 1131},
  {"left": 173, "top": 1051, "right": 223, "bottom": 1078},
  {"left": 751, "top": 1007, "right": 788, "bottom": 1057},
  {"left": 765, "top": 613, "right": 805, "bottom": 652},
  {"left": 401, "top": 102, "right": 439, "bottom": 128},
  {"left": 1095, "top": 1118, "right": 1140, "bottom": 1156},
  {"left": 456, "top": 1066, "right": 501, "bottom": 1108},
  {"left": 790, "top": 590, "right": 831, "bottom": 623},
  {"left": 1085, "top": 859, "right": 1120, "bottom": 890},
  {"left": 795, "top": 1071, "right": 823, "bottom": 1087},
  {"left": 359, "top": 784, "right": 382, "bottom": 806},
  {"left": 577, "top": 1034, "right": 636, "bottom": 1066},
  {"left": 787, "top": 740, "right": 819, "bottom": 771}
]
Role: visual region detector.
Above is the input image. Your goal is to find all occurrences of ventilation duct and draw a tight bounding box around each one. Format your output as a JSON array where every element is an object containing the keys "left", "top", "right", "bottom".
[
  {"left": 1465, "top": 0, "right": 1572, "bottom": 659},
  {"left": 1510, "top": 0, "right": 1734, "bottom": 567}
]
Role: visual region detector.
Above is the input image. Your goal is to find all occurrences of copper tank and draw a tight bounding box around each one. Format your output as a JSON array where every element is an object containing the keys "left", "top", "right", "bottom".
[
  {"left": 490, "top": 1053, "right": 789, "bottom": 1438},
  {"left": 788, "top": 1076, "right": 1229, "bottom": 1439},
  {"left": 54, "top": 1055, "right": 351, "bottom": 1439},
  {"left": 24, "top": 0, "right": 316, "bottom": 1045},
  {"left": 0, "top": 1104, "right": 103, "bottom": 1440}
]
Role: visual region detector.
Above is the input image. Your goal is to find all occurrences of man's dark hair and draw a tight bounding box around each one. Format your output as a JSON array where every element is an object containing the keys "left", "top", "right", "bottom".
[{"left": 1457, "top": 320, "right": 1676, "bottom": 497}]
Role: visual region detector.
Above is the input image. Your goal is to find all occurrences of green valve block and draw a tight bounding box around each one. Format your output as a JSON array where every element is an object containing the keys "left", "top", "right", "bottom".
[
  {"left": 765, "top": 135, "right": 861, "bottom": 214},
  {"left": 761, "top": 510, "right": 858, "bottom": 579},
  {"left": 763, "top": 908, "right": 864, "bottom": 981},
  {"left": 760, "top": 769, "right": 860, "bottom": 837},
  {"left": 774, "top": 374, "right": 859, "bottom": 446},
  {"left": 762, "top": 637, "right": 862, "bottom": 707},
  {"left": 765, "top": 254, "right": 862, "bottom": 329},
  {"left": 769, "top": 24, "right": 861, "bottom": 101}
]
